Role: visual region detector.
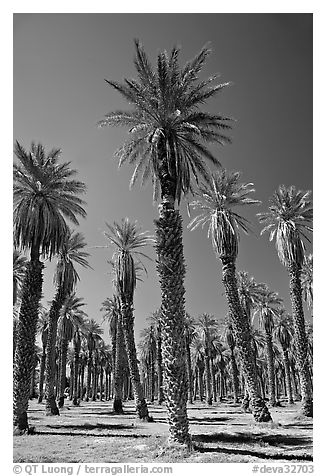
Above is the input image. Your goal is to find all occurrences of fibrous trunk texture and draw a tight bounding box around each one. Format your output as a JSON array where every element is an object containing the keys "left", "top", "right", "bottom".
[
  {"left": 265, "top": 333, "right": 276, "bottom": 406},
  {"left": 45, "top": 289, "right": 65, "bottom": 415},
  {"left": 220, "top": 256, "right": 272, "bottom": 422},
  {"left": 155, "top": 201, "right": 191, "bottom": 446},
  {"left": 157, "top": 322, "right": 164, "bottom": 405},
  {"left": 13, "top": 259, "right": 43, "bottom": 433},
  {"left": 186, "top": 337, "right": 193, "bottom": 404},
  {"left": 121, "top": 297, "right": 151, "bottom": 420},
  {"left": 288, "top": 264, "right": 313, "bottom": 416},
  {"left": 204, "top": 342, "right": 212, "bottom": 405}
]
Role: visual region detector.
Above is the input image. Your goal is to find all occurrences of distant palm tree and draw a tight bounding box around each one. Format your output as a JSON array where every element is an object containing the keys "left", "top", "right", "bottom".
[
  {"left": 274, "top": 312, "right": 294, "bottom": 404},
  {"left": 37, "top": 309, "right": 49, "bottom": 403},
  {"left": 45, "top": 230, "right": 90, "bottom": 415},
  {"left": 253, "top": 289, "right": 283, "bottom": 406},
  {"left": 222, "top": 319, "right": 240, "bottom": 403},
  {"left": 99, "top": 41, "right": 232, "bottom": 446},
  {"left": 139, "top": 325, "right": 157, "bottom": 403},
  {"left": 83, "top": 318, "right": 104, "bottom": 402},
  {"left": 147, "top": 310, "right": 164, "bottom": 404},
  {"left": 196, "top": 313, "right": 218, "bottom": 405},
  {"left": 104, "top": 218, "right": 153, "bottom": 420},
  {"left": 301, "top": 254, "right": 313, "bottom": 313},
  {"left": 258, "top": 185, "right": 313, "bottom": 416},
  {"left": 184, "top": 313, "right": 196, "bottom": 404},
  {"left": 13, "top": 249, "right": 27, "bottom": 306},
  {"left": 57, "top": 294, "right": 87, "bottom": 408},
  {"left": 13, "top": 141, "right": 86, "bottom": 433},
  {"left": 189, "top": 169, "right": 271, "bottom": 422}
]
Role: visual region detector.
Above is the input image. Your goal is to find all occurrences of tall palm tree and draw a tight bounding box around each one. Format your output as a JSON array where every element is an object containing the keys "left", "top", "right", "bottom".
[
  {"left": 45, "top": 230, "right": 90, "bottom": 415},
  {"left": 57, "top": 294, "right": 87, "bottom": 407},
  {"left": 13, "top": 249, "right": 27, "bottom": 306},
  {"left": 258, "top": 185, "right": 313, "bottom": 416},
  {"left": 189, "top": 169, "right": 271, "bottom": 422},
  {"left": 37, "top": 308, "right": 49, "bottom": 403},
  {"left": 104, "top": 218, "right": 153, "bottom": 420},
  {"left": 253, "top": 289, "right": 283, "bottom": 406},
  {"left": 13, "top": 141, "right": 86, "bottom": 433},
  {"left": 273, "top": 312, "right": 294, "bottom": 404},
  {"left": 99, "top": 41, "right": 232, "bottom": 445},
  {"left": 301, "top": 254, "right": 313, "bottom": 313},
  {"left": 139, "top": 325, "right": 157, "bottom": 403}
]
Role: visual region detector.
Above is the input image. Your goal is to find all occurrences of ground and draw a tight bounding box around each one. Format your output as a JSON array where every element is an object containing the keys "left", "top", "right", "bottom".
[{"left": 13, "top": 398, "right": 313, "bottom": 463}]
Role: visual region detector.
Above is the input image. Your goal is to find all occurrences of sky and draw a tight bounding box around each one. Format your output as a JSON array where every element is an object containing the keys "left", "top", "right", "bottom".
[{"left": 13, "top": 13, "right": 313, "bottom": 344}]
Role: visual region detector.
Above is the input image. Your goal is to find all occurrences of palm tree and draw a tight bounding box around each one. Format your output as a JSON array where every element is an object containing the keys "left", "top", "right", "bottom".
[
  {"left": 139, "top": 326, "right": 157, "bottom": 402},
  {"left": 184, "top": 313, "right": 196, "bottom": 404},
  {"left": 189, "top": 169, "right": 271, "bottom": 422},
  {"left": 196, "top": 313, "right": 218, "bottom": 405},
  {"left": 258, "top": 185, "right": 313, "bottom": 416},
  {"left": 13, "top": 141, "right": 86, "bottom": 433},
  {"left": 37, "top": 309, "right": 49, "bottom": 403},
  {"left": 104, "top": 218, "right": 153, "bottom": 420},
  {"left": 83, "top": 318, "right": 104, "bottom": 402},
  {"left": 274, "top": 312, "right": 294, "bottom": 404},
  {"left": 57, "top": 294, "right": 87, "bottom": 407},
  {"left": 301, "top": 254, "right": 313, "bottom": 313},
  {"left": 222, "top": 319, "right": 240, "bottom": 403},
  {"left": 13, "top": 249, "right": 27, "bottom": 306},
  {"left": 147, "top": 310, "right": 164, "bottom": 404},
  {"left": 253, "top": 289, "right": 283, "bottom": 406},
  {"left": 99, "top": 41, "right": 232, "bottom": 445},
  {"left": 45, "top": 230, "right": 90, "bottom": 415}
]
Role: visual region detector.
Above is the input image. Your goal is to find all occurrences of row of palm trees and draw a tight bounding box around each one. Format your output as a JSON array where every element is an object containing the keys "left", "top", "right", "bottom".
[{"left": 13, "top": 40, "right": 313, "bottom": 448}]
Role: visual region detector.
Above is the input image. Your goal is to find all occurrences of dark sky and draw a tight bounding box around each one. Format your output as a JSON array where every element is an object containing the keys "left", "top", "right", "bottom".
[{"left": 13, "top": 13, "right": 313, "bottom": 342}]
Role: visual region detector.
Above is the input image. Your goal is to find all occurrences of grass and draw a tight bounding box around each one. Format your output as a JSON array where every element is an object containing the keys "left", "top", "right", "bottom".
[{"left": 13, "top": 398, "right": 313, "bottom": 463}]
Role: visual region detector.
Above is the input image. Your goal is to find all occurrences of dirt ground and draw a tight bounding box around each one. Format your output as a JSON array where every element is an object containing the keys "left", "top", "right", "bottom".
[{"left": 13, "top": 398, "right": 313, "bottom": 463}]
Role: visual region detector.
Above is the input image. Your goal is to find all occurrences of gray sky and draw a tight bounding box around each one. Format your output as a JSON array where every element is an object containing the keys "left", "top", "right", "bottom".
[{"left": 13, "top": 13, "right": 313, "bottom": 342}]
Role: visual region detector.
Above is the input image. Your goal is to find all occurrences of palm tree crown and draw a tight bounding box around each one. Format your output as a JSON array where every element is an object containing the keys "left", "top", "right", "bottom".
[
  {"left": 257, "top": 185, "right": 312, "bottom": 268},
  {"left": 13, "top": 249, "right": 27, "bottom": 305},
  {"left": 103, "top": 218, "right": 153, "bottom": 297},
  {"left": 13, "top": 141, "right": 87, "bottom": 259},
  {"left": 188, "top": 169, "right": 260, "bottom": 258},
  {"left": 99, "top": 41, "right": 233, "bottom": 203},
  {"left": 53, "top": 229, "right": 91, "bottom": 296}
]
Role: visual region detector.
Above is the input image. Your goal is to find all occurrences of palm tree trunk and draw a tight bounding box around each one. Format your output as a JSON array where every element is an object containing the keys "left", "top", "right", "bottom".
[
  {"left": 155, "top": 199, "right": 191, "bottom": 446},
  {"left": 86, "top": 356, "right": 92, "bottom": 401},
  {"left": 265, "top": 333, "right": 276, "bottom": 406},
  {"left": 72, "top": 338, "right": 80, "bottom": 405},
  {"left": 45, "top": 289, "right": 65, "bottom": 415},
  {"left": 100, "top": 367, "right": 104, "bottom": 401},
  {"left": 38, "top": 346, "right": 46, "bottom": 403},
  {"left": 230, "top": 348, "right": 239, "bottom": 403},
  {"left": 198, "top": 367, "right": 204, "bottom": 401},
  {"left": 58, "top": 336, "right": 68, "bottom": 407},
  {"left": 220, "top": 255, "right": 272, "bottom": 422},
  {"left": 121, "top": 296, "right": 151, "bottom": 420},
  {"left": 204, "top": 343, "right": 212, "bottom": 405},
  {"left": 113, "top": 315, "right": 124, "bottom": 413},
  {"left": 288, "top": 264, "right": 313, "bottom": 416},
  {"left": 13, "top": 257, "right": 43, "bottom": 433}
]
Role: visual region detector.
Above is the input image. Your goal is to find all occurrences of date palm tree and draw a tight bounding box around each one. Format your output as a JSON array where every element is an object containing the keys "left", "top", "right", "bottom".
[
  {"left": 274, "top": 312, "right": 294, "bottom": 404},
  {"left": 146, "top": 310, "right": 164, "bottom": 404},
  {"left": 57, "top": 294, "right": 87, "bottom": 407},
  {"left": 222, "top": 318, "right": 240, "bottom": 403},
  {"left": 184, "top": 313, "right": 196, "bottom": 404},
  {"left": 104, "top": 218, "right": 153, "bottom": 420},
  {"left": 188, "top": 169, "right": 271, "bottom": 422},
  {"left": 196, "top": 313, "right": 218, "bottom": 405},
  {"left": 99, "top": 41, "right": 232, "bottom": 445},
  {"left": 13, "top": 141, "right": 86, "bottom": 433},
  {"left": 258, "top": 185, "right": 313, "bottom": 416},
  {"left": 253, "top": 289, "right": 283, "bottom": 406},
  {"left": 83, "top": 318, "right": 104, "bottom": 402},
  {"left": 45, "top": 230, "right": 90, "bottom": 415},
  {"left": 37, "top": 309, "right": 49, "bottom": 403}
]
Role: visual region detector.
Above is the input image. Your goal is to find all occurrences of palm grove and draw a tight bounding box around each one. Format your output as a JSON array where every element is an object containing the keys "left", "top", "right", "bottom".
[{"left": 13, "top": 41, "right": 313, "bottom": 446}]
